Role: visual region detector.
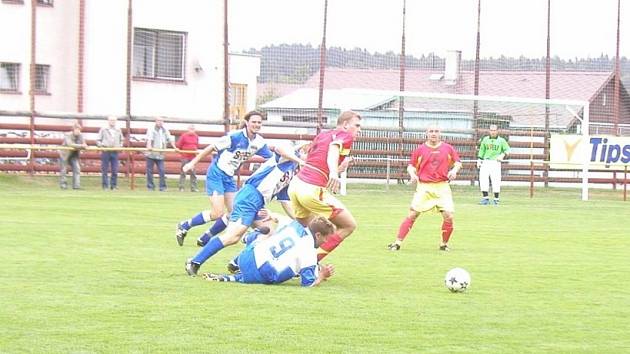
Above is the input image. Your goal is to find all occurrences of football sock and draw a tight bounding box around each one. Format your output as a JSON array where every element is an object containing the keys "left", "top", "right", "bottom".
[
  {"left": 198, "top": 214, "right": 229, "bottom": 244},
  {"left": 494, "top": 192, "right": 500, "bottom": 199},
  {"left": 192, "top": 236, "right": 225, "bottom": 265},
  {"left": 441, "top": 220, "right": 453, "bottom": 244},
  {"left": 316, "top": 233, "right": 343, "bottom": 261},
  {"left": 181, "top": 210, "right": 212, "bottom": 230},
  {"left": 397, "top": 217, "right": 416, "bottom": 241},
  {"left": 482, "top": 191, "right": 489, "bottom": 198}
]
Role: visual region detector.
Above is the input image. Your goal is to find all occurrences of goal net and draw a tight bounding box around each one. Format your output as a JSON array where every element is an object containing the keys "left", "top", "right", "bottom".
[{"left": 331, "top": 89, "right": 606, "bottom": 200}]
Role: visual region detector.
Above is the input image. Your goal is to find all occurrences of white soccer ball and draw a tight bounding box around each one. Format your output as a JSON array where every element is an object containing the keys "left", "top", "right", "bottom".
[{"left": 444, "top": 268, "right": 471, "bottom": 293}]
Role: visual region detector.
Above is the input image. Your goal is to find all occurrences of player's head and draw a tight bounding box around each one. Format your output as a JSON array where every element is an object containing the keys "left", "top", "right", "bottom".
[
  {"left": 242, "top": 111, "right": 264, "bottom": 136},
  {"left": 309, "top": 216, "right": 336, "bottom": 247},
  {"left": 425, "top": 124, "right": 441, "bottom": 144},
  {"left": 336, "top": 111, "right": 362, "bottom": 138},
  {"left": 489, "top": 124, "right": 499, "bottom": 138},
  {"left": 107, "top": 115, "right": 117, "bottom": 127}
]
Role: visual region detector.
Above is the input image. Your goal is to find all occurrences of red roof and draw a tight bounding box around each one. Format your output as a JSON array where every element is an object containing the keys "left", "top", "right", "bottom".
[{"left": 303, "top": 68, "right": 612, "bottom": 102}]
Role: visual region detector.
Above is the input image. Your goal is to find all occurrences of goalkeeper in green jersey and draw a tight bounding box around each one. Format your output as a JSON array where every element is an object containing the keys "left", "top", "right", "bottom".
[{"left": 477, "top": 124, "right": 510, "bottom": 205}]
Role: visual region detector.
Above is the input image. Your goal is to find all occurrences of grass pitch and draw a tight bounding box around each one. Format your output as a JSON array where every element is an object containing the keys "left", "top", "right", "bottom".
[{"left": 1, "top": 174, "right": 629, "bottom": 353}]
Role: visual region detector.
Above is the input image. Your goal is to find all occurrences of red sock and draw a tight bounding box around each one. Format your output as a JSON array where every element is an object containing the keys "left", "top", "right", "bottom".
[
  {"left": 317, "top": 233, "right": 343, "bottom": 261},
  {"left": 441, "top": 220, "right": 453, "bottom": 244},
  {"left": 397, "top": 217, "right": 416, "bottom": 241}
]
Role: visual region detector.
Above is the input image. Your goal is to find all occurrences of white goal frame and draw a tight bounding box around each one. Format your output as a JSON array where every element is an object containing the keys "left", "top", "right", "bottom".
[{"left": 339, "top": 90, "right": 591, "bottom": 200}]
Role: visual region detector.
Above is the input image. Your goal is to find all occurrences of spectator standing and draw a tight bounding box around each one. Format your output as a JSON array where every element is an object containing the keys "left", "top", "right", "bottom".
[
  {"left": 96, "top": 116, "right": 124, "bottom": 190},
  {"left": 145, "top": 117, "right": 176, "bottom": 191},
  {"left": 59, "top": 122, "right": 88, "bottom": 190},
  {"left": 176, "top": 124, "right": 199, "bottom": 192}
]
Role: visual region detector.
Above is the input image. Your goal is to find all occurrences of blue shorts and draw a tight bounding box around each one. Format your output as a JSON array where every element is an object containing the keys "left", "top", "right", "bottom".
[
  {"left": 236, "top": 245, "right": 266, "bottom": 284},
  {"left": 229, "top": 184, "right": 264, "bottom": 226},
  {"left": 206, "top": 164, "right": 237, "bottom": 196}
]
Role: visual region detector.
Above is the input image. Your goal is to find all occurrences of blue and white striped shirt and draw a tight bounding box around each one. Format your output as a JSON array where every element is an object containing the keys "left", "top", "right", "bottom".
[{"left": 211, "top": 129, "right": 273, "bottom": 176}]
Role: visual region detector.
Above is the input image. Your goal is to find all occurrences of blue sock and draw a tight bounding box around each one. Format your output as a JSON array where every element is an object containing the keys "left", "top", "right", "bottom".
[
  {"left": 192, "top": 236, "right": 225, "bottom": 265},
  {"left": 197, "top": 215, "right": 228, "bottom": 246},
  {"left": 197, "top": 230, "right": 211, "bottom": 246},
  {"left": 181, "top": 211, "right": 210, "bottom": 230},
  {"left": 209, "top": 215, "right": 228, "bottom": 235}
]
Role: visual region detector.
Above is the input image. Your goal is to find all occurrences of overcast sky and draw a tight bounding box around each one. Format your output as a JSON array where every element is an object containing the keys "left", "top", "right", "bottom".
[{"left": 229, "top": 0, "right": 627, "bottom": 59}]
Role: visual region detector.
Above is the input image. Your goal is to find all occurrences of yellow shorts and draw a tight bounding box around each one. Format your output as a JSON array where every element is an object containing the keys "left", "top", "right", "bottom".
[
  {"left": 410, "top": 181, "right": 455, "bottom": 213},
  {"left": 288, "top": 176, "right": 346, "bottom": 220}
]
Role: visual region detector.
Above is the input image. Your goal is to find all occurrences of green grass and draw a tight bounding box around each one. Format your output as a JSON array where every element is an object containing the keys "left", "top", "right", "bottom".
[{"left": 1, "top": 174, "right": 629, "bottom": 353}]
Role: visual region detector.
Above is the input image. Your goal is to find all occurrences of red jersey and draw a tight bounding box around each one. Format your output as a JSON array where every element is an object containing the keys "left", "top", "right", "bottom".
[
  {"left": 176, "top": 131, "right": 199, "bottom": 160},
  {"left": 298, "top": 129, "right": 354, "bottom": 187},
  {"left": 410, "top": 142, "right": 460, "bottom": 183}
]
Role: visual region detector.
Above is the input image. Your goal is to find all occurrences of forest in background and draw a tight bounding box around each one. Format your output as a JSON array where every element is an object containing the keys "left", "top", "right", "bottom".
[{"left": 243, "top": 44, "right": 630, "bottom": 85}]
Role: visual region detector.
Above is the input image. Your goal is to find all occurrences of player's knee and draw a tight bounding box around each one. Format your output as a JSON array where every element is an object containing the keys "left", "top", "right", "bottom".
[
  {"left": 209, "top": 209, "right": 223, "bottom": 220},
  {"left": 220, "top": 233, "right": 241, "bottom": 246},
  {"left": 338, "top": 218, "right": 357, "bottom": 237}
]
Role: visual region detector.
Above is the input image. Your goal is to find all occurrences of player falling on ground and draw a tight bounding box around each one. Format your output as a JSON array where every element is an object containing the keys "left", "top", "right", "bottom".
[
  {"left": 184, "top": 142, "right": 306, "bottom": 276},
  {"left": 477, "top": 124, "right": 510, "bottom": 205},
  {"left": 387, "top": 125, "right": 462, "bottom": 251},
  {"left": 287, "top": 110, "right": 361, "bottom": 261},
  {"left": 202, "top": 217, "right": 336, "bottom": 287},
  {"left": 175, "top": 111, "right": 279, "bottom": 247},
  {"left": 194, "top": 140, "right": 311, "bottom": 248}
]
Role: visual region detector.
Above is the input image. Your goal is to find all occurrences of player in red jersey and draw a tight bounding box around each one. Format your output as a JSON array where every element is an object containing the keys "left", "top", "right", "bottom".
[
  {"left": 387, "top": 125, "right": 462, "bottom": 251},
  {"left": 288, "top": 111, "right": 362, "bottom": 261}
]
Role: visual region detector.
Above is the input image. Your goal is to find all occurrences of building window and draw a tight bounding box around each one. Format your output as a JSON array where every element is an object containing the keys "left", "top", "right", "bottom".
[
  {"left": 282, "top": 115, "right": 326, "bottom": 124},
  {"left": 230, "top": 83, "right": 247, "bottom": 119},
  {"left": 133, "top": 28, "right": 186, "bottom": 81},
  {"left": 34, "top": 64, "right": 50, "bottom": 94},
  {"left": 0, "top": 62, "right": 20, "bottom": 93},
  {"left": 37, "top": 0, "right": 53, "bottom": 6}
]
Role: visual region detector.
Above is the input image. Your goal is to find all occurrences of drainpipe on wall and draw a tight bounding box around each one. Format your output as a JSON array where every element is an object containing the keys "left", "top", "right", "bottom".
[
  {"left": 29, "top": 0, "right": 37, "bottom": 175},
  {"left": 77, "top": 0, "right": 85, "bottom": 115}
]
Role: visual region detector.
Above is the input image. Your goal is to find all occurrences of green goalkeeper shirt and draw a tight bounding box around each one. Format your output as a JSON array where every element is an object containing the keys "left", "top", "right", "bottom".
[{"left": 478, "top": 135, "right": 510, "bottom": 160}]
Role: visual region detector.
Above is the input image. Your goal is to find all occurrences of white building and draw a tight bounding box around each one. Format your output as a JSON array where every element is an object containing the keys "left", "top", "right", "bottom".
[{"left": 0, "top": 0, "right": 259, "bottom": 121}]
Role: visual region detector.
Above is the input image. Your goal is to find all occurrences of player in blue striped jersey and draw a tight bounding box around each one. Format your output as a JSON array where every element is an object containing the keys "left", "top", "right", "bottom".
[
  {"left": 184, "top": 142, "right": 307, "bottom": 276},
  {"left": 203, "top": 217, "right": 336, "bottom": 287},
  {"left": 175, "top": 112, "right": 296, "bottom": 247}
]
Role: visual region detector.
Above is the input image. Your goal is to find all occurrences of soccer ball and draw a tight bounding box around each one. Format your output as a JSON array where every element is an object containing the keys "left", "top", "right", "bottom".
[{"left": 444, "top": 268, "right": 471, "bottom": 293}]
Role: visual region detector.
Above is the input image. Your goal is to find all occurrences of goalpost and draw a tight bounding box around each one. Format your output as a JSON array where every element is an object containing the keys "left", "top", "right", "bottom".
[{"left": 336, "top": 89, "right": 593, "bottom": 200}]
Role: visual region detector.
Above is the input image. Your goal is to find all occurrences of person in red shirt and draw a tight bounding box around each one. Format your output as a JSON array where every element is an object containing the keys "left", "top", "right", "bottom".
[
  {"left": 388, "top": 125, "right": 462, "bottom": 251},
  {"left": 288, "top": 110, "right": 362, "bottom": 261},
  {"left": 176, "top": 124, "right": 200, "bottom": 192}
]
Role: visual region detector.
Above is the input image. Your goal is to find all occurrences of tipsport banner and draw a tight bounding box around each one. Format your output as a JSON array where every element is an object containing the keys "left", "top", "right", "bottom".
[{"left": 550, "top": 135, "right": 630, "bottom": 170}]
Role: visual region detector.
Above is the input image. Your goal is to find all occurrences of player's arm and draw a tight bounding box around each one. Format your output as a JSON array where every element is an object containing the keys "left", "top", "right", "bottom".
[
  {"left": 406, "top": 164, "right": 418, "bottom": 183},
  {"left": 273, "top": 144, "right": 305, "bottom": 166},
  {"left": 309, "top": 264, "right": 335, "bottom": 287},
  {"left": 477, "top": 137, "right": 486, "bottom": 167},
  {"left": 182, "top": 143, "right": 216, "bottom": 172},
  {"left": 183, "top": 134, "right": 229, "bottom": 172},
  {"left": 338, "top": 156, "right": 353, "bottom": 173},
  {"left": 447, "top": 161, "right": 462, "bottom": 181},
  {"left": 498, "top": 138, "right": 510, "bottom": 161},
  {"left": 326, "top": 144, "right": 342, "bottom": 193}
]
